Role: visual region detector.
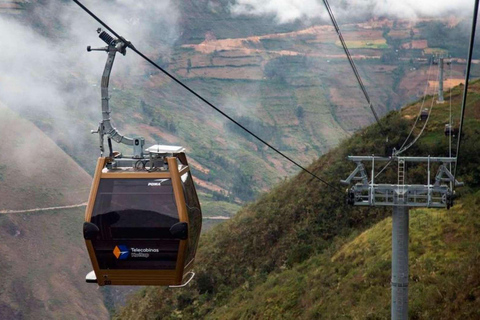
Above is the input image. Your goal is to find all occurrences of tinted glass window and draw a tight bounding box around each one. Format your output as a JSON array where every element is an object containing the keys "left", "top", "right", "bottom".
[
  {"left": 181, "top": 172, "right": 202, "bottom": 266},
  {"left": 91, "top": 178, "right": 179, "bottom": 240}
]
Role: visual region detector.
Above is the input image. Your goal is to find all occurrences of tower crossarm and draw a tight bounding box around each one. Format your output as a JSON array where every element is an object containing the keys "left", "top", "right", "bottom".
[
  {"left": 340, "top": 161, "right": 368, "bottom": 186},
  {"left": 434, "top": 164, "right": 464, "bottom": 187},
  {"left": 343, "top": 156, "right": 461, "bottom": 209}
]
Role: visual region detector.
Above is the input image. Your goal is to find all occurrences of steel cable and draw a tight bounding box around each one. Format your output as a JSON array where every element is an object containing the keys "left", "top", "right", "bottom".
[
  {"left": 72, "top": 0, "right": 343, "bottom": 193},
  {"left": 397, "top": 60, "right": 435, "bottom": 152},
  {"left": 453, "top": 0, "right": 480, "bottom": 189},
  {"left": 395, "top": 64, "right": 440, "bottom": 156},
  {"left": 321, "top": 0, "right": 384, "bottom": 133}
]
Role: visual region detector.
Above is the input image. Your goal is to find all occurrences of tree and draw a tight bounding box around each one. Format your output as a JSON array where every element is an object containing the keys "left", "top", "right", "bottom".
[
  {"left": 187, "top": 58, "right": 192, "bottom": 74},
  {"left": 295, "top": 105, "right": 305, "bottom": 119}
]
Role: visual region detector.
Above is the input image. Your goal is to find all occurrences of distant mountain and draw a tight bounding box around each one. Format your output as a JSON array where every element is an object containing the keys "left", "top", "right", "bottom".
[
  {"left": 176, "top": 0, "right": 302, "bottom": 44},
  {"left": 3, "top": 1, "right": 474, "bottom": 218},
  {"left": 114, "top": 81, "right": 480, "bottom": 319}
]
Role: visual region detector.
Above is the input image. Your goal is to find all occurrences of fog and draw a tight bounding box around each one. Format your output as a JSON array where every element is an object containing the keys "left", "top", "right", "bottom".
[
  {"left": 0, "top": 0, "right": 179, "bottom": 171},
  {"left": 231, "top": 0, "right": 475, "bottom": 23}
]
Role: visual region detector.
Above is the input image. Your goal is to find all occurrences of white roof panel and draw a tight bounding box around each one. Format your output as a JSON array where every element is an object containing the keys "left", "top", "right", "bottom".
[{"left": 146, "top": 145, "right": 185, "bottom": 154}]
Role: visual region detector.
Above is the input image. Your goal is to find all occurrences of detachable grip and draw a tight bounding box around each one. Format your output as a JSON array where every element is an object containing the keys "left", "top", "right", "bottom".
[{"left": 99, "top": 31, "right": 115, "bottom": 46}]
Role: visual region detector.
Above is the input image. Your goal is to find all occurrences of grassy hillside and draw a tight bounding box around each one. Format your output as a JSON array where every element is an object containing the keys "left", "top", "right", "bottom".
[
  {"left": 115, "top": 81, "right": 480, "bottom": 319},
  {"left": 0, "top": 103, "right": 109, "bottom": 319},
  {"left": 189, "top": 193, "right": 480, "bottom": 319}
]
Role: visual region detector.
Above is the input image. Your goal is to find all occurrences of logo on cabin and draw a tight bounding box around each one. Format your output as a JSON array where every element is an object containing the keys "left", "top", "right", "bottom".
[
  {"left": 148, "top": 179, "right": 168, "bottom": 187},
  {"left": 113, "top": 245, "right": 130, "bottom": 260}
]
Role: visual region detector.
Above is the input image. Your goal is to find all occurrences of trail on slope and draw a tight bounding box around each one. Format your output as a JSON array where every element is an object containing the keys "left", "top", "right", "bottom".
[
  {"left": 0, "top": 203, "right": 231, "bottom": 219},
  {"left": 0, "top": 203, "right": 88, "bottom": 214}
]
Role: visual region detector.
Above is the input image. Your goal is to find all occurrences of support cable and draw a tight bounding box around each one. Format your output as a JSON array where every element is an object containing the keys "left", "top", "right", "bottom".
[
  {"left": 453, "top": 0, "right": 480, "bottom": 190},
  {"left": 72, "top": 0, "right": 343, "bottom": 193},
  {"left": 321, "top": 0, "right": 385, "bottom": 134},
  {"left": 448, "top": 60, "right": 453, "bottom": 190},
  {"left": 372, "top": 61, "right": 435, "bottom": 181},
  {"left": 395, "top": 65, "right": 440, "bottom": 156},
  {"left": 398, "top": 60, "right": 435, "bottom": 152}
]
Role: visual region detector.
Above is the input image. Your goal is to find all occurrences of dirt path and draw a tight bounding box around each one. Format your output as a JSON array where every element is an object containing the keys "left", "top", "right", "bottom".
[
  {"left": 0, "top": 203, "right": 231, "bottom": 220},
  {"left": 203, "top": 216, "right": 231, "bottom": 220},
  {"left": 0, "top": 202, "right": 88, "bottom": 214}
]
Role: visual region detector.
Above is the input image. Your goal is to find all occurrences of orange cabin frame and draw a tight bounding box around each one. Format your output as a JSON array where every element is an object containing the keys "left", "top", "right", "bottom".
[{"left": 84, "top": 155, "right": 199, "bottom": 286}]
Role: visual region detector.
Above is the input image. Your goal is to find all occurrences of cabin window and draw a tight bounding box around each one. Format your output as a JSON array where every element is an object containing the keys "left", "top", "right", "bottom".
[
  {"left": 91, "top": 178, "right": 179, "bottom": 239},
  {"left": 181, "top": 172, "right": 202, "bottom": 265},
  {"left": 90, "top": 178, "right": 180, "bottom": 270}
]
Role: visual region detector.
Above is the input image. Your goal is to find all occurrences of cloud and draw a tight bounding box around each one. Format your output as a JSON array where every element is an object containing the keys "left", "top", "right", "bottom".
[
  {"left": 231, "top": 0, "right": 475, "bottom": 23},
  {"left": 0, "top": 0, "right": 179, "bottom": 163},
  {"left": 0, "top": 0, "right": 179, "bottom": 104},
  {"left": 231, "top": 0, "right": 324, "bottom": 24}
]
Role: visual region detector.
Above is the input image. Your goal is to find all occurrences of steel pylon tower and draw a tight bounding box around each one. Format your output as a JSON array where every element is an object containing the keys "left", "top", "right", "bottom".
[{"left": 342, "top": 156, "right": 462, "bottom": 319}]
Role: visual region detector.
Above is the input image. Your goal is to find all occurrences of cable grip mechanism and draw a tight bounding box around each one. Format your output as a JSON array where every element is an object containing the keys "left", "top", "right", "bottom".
[{"left": 86, "top": 28, "right": 127, "bottom": 55}]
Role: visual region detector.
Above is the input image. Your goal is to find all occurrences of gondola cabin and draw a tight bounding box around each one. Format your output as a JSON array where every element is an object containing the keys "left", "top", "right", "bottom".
[
  {"left": 83, "top": 146, "right": 202, "bottom": 286},
  {"left": 444, "top": 124, "right": 459, "bottom": 137},
  {"left": 420, "top": 108, "right": 429, "bottom": 121}
]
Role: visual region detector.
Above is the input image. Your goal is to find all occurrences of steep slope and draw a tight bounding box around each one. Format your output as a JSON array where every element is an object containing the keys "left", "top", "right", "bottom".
[
  {"left": 0, "top": 103, "right": 109, "bottom": 319},
  {"left": 0, "top": 207, "right": 109, "bottom": 319},
  {"left": 195, "top": 192, "right": 480, "bottom": 319},
  {"left": 0, "top": 103, "right": 92, "bottom": 210},
  {"left": 115, "top": 81, "right": 480, "bottom": 319}
]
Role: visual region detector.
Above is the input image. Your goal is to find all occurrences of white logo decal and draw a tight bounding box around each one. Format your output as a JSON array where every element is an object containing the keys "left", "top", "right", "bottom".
[
  {"left": 147, "top": 179, "right": 168, "bottom": 187},
  {"left": 130, "top": 247, "right": 160, "bottom": 258}
]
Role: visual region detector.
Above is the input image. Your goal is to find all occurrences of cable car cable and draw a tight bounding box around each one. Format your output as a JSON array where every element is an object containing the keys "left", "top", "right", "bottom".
[
  {"left": 453, "top": 0, "right": 480, "bottom": 190},
  {"left": 72, "top": 0, "right": 343, "bottom": 193},
  {"left": 321, "top": 0, "right": 385, "bottom": 136},
  {"left": 397, "top": 60, "right": 434, "bottom": 152},
  {"left": 372, "top": 61, "right": 437, "bottom": 181},
  {"left": 448, "top": 60, "right": 453, "bottom": 190},
  {"left": 395, "top": 64, "right": 440, "bottom": 156}
]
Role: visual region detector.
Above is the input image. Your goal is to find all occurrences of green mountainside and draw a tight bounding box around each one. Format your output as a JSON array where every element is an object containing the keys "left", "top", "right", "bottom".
[{"left": 115, "top": 82, "right": 480, "bottom": 319}]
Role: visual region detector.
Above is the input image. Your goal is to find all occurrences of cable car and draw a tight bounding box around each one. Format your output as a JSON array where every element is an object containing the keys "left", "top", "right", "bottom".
[
  {"left": 83, "top": 30, "right": 202, "bottom": 286},
  {"left": 444, "top": 124, "right": 458, "bottom": 137},
  {"left": 420, "top": 108, "right": 429, "bottom": 121},
  {"left": 83, "top": 147, "right": 202, "bottom": 286}
]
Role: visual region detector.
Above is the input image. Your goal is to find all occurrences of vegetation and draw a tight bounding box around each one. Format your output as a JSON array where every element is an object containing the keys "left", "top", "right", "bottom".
[
  {"left": 115, "top": 81, "right": 480, "bottom": 319},
  {"left": 336, "top": 39, "right": 388, "bottom": 50}
]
